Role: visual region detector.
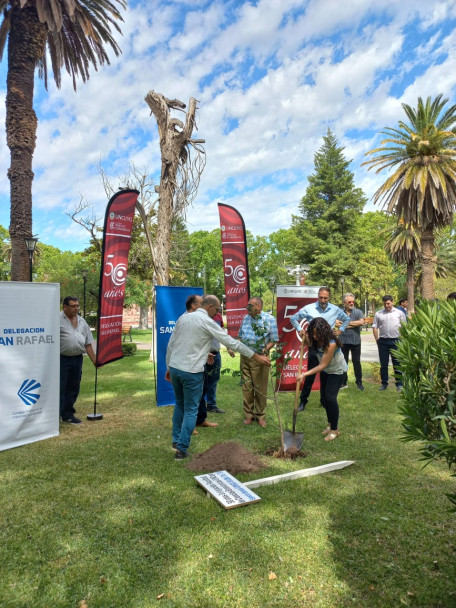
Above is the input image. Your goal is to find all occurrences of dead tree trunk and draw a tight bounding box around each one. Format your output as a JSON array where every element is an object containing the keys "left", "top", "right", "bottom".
[{"left": 144, "top": 91, "right": 203, "bottom": 285}]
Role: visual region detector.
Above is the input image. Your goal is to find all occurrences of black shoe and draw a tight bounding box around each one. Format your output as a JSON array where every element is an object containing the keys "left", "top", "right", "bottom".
[
  {"left": 174, "top": 449, "right": 187, "bottom": 460},
  {"left": 297, "top": 402, "right": 306, "bottom": 412},
  {"left": 396, "top": 385, "right": 403, "bottom": 393},
  {"left": 379, "top": 384, "right": 388, "bottom": 391},
  {"left": 207, "top": 406, "right": 225, "bottom": 414},
  {"left": 356, "top": 383, "right": 365, "bottom": 391},
  {"left": 62, "top": 416, "right": 82, "bottom": 425},
  {"left": 172, "top": 442, "right": 177, "bottom": 451}
]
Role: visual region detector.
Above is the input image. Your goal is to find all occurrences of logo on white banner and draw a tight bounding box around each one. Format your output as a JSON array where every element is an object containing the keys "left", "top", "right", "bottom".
[{"left": 17, "top": 379, "right": 41, "bottom": 406}]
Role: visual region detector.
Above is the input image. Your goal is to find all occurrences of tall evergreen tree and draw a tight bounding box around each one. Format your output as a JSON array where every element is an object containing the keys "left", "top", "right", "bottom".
[{"left": 292, "top": 129, "right": 367, "bottom": 290}]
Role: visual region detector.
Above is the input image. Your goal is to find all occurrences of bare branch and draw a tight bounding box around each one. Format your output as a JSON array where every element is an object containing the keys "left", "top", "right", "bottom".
[{"left": 66, "top": 196, "right": 103, "bottom": 253}]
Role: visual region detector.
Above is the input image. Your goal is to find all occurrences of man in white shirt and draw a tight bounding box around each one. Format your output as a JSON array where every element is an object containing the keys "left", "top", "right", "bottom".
[
  {"left": 166, "top": 295, "right": 270, "bottom": 459},
  {"left": 372, "top": 295, "right": 406, "bottom": 392},
  {"left": 60, "top": 296, "right": 96, "bottom": 424}
]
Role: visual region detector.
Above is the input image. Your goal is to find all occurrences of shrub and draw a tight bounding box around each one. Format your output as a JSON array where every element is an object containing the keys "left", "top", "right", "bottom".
[
  {"left": 122, "top": 342, "right": 137, "bottom": 356},
  {"left": 85, "top": 314, "right": 98, "bottom": 329},
  {"left": 396, "top": 300, "right": 456, "bottom": 510}
]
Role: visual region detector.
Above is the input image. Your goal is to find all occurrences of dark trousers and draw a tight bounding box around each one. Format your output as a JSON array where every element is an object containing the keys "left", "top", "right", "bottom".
[
  {"left": 196, "top": 370, "right": 209, "bottom": 426},
  {"left": 196, "top": 352, "right": 222, "bottom": 425},
  {"left": 299, "top": 348, "right": 319, "bottom": 405},
  {"left": 320, "top": 371, "right": 344, "bottom": 430},
  {"left": 205, "top": 352, "right": 221, "bottom": 406},
  {"left": 341, "top": 343, "right": 362, "bottom": 385},
  {"left": 377, "top": 338, "right": 402, "bottom": 386},
  {"left": 60, "top": 354, "right": 83, "bottom": 419}
]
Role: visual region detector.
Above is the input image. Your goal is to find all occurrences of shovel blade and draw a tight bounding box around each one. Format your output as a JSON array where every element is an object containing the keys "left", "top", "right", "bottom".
[{"left": 283, "top": 430, "right": 304, "bottom": 452}]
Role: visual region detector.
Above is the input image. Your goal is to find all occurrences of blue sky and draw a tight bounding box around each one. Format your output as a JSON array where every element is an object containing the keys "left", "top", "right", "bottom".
[{"left": 1, "top": 0, "right": 456, "bottom": 252}]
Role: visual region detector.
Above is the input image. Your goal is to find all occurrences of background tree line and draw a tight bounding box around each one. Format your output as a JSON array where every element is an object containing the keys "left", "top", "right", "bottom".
[{"left": 1, "top": 122, "right": 455, "bottom": 320}]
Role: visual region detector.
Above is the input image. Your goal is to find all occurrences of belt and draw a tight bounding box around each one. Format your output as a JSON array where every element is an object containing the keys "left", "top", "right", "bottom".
[{"left": 210, "top": 350, "right": 219, "bottom": 355}]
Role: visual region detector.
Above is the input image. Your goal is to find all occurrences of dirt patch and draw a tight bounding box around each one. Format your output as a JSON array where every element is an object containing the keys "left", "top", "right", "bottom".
[
  {"left": 264, "top": 446, "right": 307, "bottom": 460},
  {"left": 185, "top": 441, "right": 265, "bottom": 475}
]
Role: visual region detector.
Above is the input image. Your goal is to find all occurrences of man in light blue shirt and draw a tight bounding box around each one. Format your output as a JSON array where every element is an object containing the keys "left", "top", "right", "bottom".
[{"left": 290, "top": 286, "right": 350, "bottom": 411}]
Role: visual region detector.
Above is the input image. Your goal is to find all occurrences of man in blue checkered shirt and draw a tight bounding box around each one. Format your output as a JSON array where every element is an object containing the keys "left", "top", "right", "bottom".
[{"left": 238, "top": 297, "right": 279, "bottom": 427}]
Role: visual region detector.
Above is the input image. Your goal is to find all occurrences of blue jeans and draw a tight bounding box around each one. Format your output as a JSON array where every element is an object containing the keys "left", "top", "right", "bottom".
[
  {"left": 377, "top": 338, "right": 402, "bottom": 387},
  {"left": 170, "top": 367, "right": 204, "bottom": 453}
]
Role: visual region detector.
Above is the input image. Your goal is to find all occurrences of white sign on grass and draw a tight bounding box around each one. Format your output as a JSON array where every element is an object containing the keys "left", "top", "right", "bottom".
[
  {"left": 194, "top": 470, "right": 261, "bottom": 509},
  {"left": 0, "top": 282, "right": 60, "bottom": 451}
]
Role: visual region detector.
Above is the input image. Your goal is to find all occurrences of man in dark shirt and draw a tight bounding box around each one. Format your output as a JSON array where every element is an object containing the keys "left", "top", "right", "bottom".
[
  {"left": 339, "top": 293, "right": 365, "bottom": 390},
  {"left": 396, "top": 299, "right": 409, "bottom": 317}
]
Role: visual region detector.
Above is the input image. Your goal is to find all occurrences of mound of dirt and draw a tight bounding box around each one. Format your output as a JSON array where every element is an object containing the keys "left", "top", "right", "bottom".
[
  {"left": 264, "top": 446, "right": 307, "bottom": 460},
  {"left": 185, "top": 441, "right": 265, "bottom": 475}
]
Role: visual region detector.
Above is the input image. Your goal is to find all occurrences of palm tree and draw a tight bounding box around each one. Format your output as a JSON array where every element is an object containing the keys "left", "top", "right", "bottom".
[
  {"left": 385, "top": 219, "right": 420, "bottom": 313},
  {"left": 363, "top": 95, "right": 456, "bottom": 299},
  {"left": 414, "top": 227, "right": 456, "bottom": 294},
  {"left": 0, "top": 0, "right": 126, "bottom": 281}
]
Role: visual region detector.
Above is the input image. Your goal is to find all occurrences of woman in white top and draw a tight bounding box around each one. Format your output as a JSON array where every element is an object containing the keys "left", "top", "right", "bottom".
[{"left": 297, "top": 317, "right": 348, "bottom": 442}]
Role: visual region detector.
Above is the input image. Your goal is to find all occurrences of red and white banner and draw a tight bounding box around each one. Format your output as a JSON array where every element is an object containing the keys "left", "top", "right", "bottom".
[
  {"left": 96, "top": 190, "right": 139, "bottom": 367},
  {"left": 276, "top": 285, "right": 321, "bottom": 392},
  {"left": 218, "top": 203, "right": 250, "bottom": 336}
]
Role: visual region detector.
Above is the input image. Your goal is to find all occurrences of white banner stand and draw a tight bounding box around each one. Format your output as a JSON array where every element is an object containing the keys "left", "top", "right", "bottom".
[{"left": 0, "top": 282, "right": 60, "bottom": 451}]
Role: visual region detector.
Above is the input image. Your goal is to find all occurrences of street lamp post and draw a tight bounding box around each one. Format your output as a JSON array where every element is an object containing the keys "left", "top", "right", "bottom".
[
  {"left": 81, "top": 269, "right": 88, "bottom": 318},
  {"left": 340, "top": 277, "right": 345, "bottom": 305},
  {"left": 24, "top": 236, "right": 38, "bottom": 282},
  {"left": 357, "top": 278, "right": 364, "bottom": 313}
]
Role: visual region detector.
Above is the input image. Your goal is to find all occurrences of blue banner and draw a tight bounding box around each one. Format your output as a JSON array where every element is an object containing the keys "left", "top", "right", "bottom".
[{"left": 156, "top": 285, "right": 204, "bottom": 407}]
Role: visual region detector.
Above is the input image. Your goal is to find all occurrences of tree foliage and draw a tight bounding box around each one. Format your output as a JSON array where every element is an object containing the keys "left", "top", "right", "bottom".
[
  {"left": 364, "top": 95, "right": 456, "bottom": 299},
  {"left": 396, "top": 300, "right": 456, "bottom": 510},
  {"left": 292, "top": 129, "right": 368, "bottom": 290},
  {"left": 33, "top": 243, "right": 99, "bottom": 311}
]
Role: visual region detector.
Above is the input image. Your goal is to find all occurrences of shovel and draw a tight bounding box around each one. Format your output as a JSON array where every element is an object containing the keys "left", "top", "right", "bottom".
[{"left": 283, "top": 338, "right": 305, "bottom": 452}]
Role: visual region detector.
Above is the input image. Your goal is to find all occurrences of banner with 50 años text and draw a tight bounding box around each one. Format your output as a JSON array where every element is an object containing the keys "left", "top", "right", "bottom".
[
  {"left": 218, "top": 203, "right": 250, "bottom": 337},
  {"left": 96, "top": 189, "right": 139, "bottom": 367},
  {"left": 0, "top": 282, "right": 60, "bottom": 451},
  {"left": 276, "top": 285, "right": 321, "bottom": 392}
]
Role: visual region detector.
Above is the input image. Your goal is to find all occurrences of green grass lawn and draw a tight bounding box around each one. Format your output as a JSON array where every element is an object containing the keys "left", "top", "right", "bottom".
[{"left": 0, "top": 349, "right": 455, "bottom": 608}]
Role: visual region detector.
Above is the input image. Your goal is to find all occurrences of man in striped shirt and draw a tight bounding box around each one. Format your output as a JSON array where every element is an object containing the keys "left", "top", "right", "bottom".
[{"left": 238, "top": 297, "right": 279, "bottom": 427}]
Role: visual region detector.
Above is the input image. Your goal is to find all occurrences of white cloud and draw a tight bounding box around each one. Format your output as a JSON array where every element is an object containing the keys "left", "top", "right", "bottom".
[{"left": 1, "top": 0, "right": 456, "bottom": 251}]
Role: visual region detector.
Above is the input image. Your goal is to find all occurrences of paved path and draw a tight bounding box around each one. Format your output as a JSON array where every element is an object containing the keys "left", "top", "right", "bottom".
[
  {"left": 359, "top": 331, "right": 379, "bottom": 363},
  {"left": 135, "top": 330, "right": 380, "bottom": 361}
]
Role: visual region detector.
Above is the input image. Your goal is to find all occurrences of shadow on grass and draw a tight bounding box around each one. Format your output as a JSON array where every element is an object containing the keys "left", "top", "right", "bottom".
[{"left": 1, "top": 357, "right": 455, "bottom": 607}]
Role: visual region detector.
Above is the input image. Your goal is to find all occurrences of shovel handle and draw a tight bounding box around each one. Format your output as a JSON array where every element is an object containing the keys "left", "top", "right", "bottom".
[{"left": 293, "top": 338, "right": 305, "bottom": 431}]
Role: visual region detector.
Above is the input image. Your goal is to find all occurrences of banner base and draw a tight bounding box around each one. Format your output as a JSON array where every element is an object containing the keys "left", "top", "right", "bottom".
[{"left": 87, "top": 413, "right": 103, "bottom": 421}]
